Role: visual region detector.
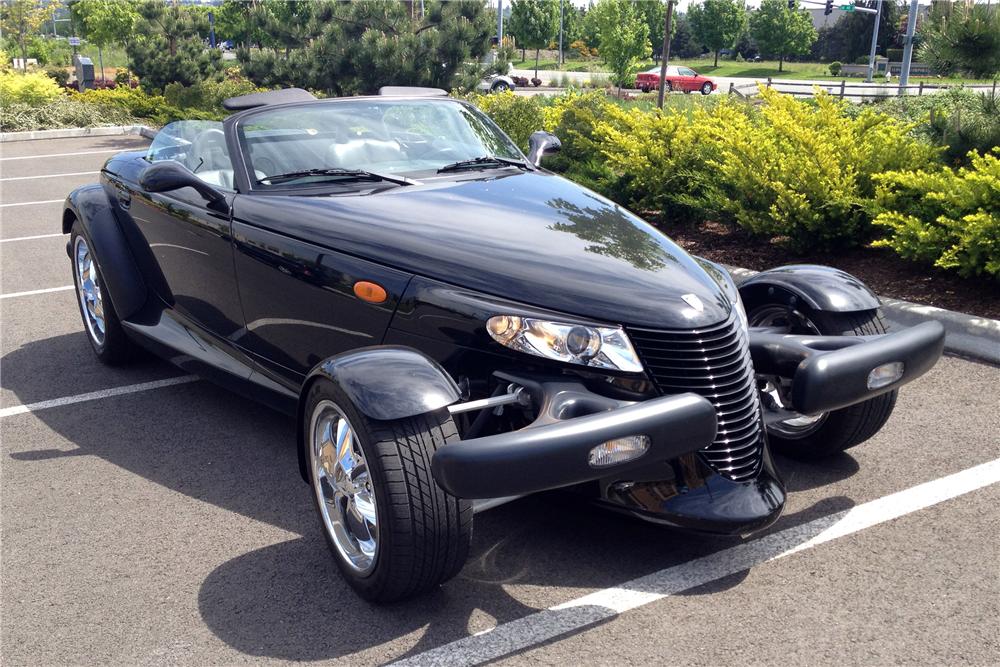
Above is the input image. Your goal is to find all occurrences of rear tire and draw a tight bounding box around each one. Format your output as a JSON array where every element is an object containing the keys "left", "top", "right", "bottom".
[
  {"left": 70, "top": 221, "right": 136, "bottom": 365},
  {"left": 304, "top": 380, "right": 472, "bottom": 602},
  {"left": 749, "top": 306, "right": 898, "bottom": 460},
  {"left": 491, "top": 80, "right": 510, "bottom": 93}
]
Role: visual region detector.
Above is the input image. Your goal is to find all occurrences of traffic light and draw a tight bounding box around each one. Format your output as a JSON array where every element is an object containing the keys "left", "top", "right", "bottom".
[{"left": 824, "top": 0, "right": 833, "bottom": 14}]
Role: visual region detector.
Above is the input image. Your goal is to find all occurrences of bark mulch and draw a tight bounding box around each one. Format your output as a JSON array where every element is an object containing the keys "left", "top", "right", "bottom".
[{"left": 658, "top": 220, "right": 1000, "bottom": 320}]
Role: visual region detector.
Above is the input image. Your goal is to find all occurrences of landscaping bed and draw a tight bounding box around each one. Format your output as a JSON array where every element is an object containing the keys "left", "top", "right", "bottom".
[{"left": 663, "top": 219, "right": 1000, "bottom": 320}]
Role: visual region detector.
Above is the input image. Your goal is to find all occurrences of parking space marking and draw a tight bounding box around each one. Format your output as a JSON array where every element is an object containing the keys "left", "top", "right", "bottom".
[
  {"left": 0, "top": 149, "right": 122, "bottom": 161},
  {"left": 0, "top": 199, "right": 63, "bottom": 208},
  {"left": 0, "top": 233, "right": 63, "bottom": 243},
  {"left": 0, "top": 285, "right": 73, "bottom": 299},
  {"left": 0, "top": 171, "right": 98, "bottom": 182},
  {"left": 0, "top": 375, "right": 198, "bottom": 419},
  {"left": 393, "top": 457, "right": 1000, "bottom": 667}
]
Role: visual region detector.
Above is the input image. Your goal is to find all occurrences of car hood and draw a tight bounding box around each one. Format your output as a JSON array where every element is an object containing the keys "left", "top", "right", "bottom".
[{"left": 233, "top": 170, "right": 731, "bottom": 329}]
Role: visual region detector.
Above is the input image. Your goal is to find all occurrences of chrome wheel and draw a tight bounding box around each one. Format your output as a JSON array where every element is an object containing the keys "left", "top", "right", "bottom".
[
  {"left": 750, "top": 305, "right": 827, "bottom": 439},
  {"left": 74, "top": 236, "right": 106, "bottom": 346},
  {"left": 309, "top": 401, "right": 378, "bottom": 575}
]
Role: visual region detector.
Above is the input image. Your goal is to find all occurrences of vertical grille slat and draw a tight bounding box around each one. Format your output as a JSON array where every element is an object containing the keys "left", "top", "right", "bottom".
[{"left": 630, "top": 313, "right": 763, "bottom": 482}]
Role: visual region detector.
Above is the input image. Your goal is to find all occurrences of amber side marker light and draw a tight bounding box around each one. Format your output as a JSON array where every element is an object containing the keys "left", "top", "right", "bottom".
[{"left": 353, "top": 281, "right": 388, "bottom": 304}]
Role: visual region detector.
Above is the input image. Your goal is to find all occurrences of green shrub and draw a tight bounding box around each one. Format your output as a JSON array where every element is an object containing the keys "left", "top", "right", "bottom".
[
  {"left": 829, "top": 61, "right": 842, "bottom": 76},
  {"left": 43, "top": 65, "right": 69, "bottom": 87},
  {"left": 75, "top": 87, "right": 218, "bottom": 125},
  {"left": 464, "top": 90, "right": 548, "bottom": 152},
  {"left": 0, "top": 97, "right": 136, "bottom": 132},
  {"left": 869, "top": 88, "right": 1000, "bottom": 166},
  {"left": 872, "top": 149, "right": 1000, "bottom": 278},
  {"left": 163, "top": 74, "right": 263, "bottom": 115},
  {"left": 0, "top": 71, "right": 62, "bottom": 106}
]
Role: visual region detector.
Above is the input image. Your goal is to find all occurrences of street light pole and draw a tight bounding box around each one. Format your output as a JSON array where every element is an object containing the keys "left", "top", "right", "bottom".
[
  {"left": 865, "top": 0, "right": 882, "bottom": 82},
  {"left": 656, "top": 0, "right": 675, "bottom": 109},
  {"left": 898, "top": 0, "right": 918, "bottom": 90}
]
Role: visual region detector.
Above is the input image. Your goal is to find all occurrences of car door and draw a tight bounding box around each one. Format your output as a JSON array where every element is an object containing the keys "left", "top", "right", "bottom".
[
  {"left": 129, "top": 121, "right": 245, "bottom": 339},
  {"left": 678, "top": 67, "right": 698, "bottom": 92}
]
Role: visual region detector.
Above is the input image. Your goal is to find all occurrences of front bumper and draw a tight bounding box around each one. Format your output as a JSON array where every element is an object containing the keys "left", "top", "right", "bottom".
[
  {"left": 748, "top": 321, "right": 945, "bottom": 416},
  {"left": 432, "top": 381, "right": 718, "bottom": 499}
]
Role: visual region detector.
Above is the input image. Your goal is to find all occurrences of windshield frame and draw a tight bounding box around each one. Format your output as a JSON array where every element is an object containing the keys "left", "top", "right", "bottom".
[{"left": 225, "top": 97, "right": 528, "bottom": 194}]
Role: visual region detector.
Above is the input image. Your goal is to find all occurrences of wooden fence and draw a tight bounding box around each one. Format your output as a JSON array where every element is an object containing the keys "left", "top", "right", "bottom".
[{"left": 727, "top": 78, "right": 998, "bottom": 101}]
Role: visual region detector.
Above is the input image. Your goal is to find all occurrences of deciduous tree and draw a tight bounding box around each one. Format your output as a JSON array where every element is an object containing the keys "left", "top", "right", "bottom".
[
  {"left": 1, "top": 0, "right": 56, "bottom": 71},
  {"left": 507, "top": 0, "right": 558, "bottom": 77},
  {"left": 590, "top": 0, "right": 649, "bottom": 93},
  {"left": 71, "top": 0, "right": 139, "bottom": 79},
  {"left": 749, "top": 0, "right": 816, "bottom": 72},
  {"left": 688, "top": 0, "right": 746, "bottom": 67}
]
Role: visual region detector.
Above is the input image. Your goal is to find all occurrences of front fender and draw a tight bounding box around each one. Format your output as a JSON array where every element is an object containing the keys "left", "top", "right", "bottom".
[
  {"left": 296, "top": 346, "right": 461, "bottom": 482},
  {"left": 63, "top": 184, "right": 147, "bottom": 320},
  {"left": 738, "top": 264, "right": 880, "bottom": 314}
]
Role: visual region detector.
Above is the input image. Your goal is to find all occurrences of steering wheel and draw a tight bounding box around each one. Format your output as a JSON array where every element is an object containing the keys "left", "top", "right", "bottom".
[{"left": 191, "top": 128, "right": 227, "bottom": 172}]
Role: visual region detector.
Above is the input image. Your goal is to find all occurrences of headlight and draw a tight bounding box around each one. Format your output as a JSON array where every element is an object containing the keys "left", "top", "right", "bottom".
[{"left": 486, "top": 315, "right": 643, "bottom": 373}]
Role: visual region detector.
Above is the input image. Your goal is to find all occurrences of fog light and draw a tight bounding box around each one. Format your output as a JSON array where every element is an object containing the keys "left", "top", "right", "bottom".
[
  {"left": 588, "top": 435, "right": 650, "bottom": 468},
  {"left": 867, "top": 362, "right": 904, "bottom": 389}
]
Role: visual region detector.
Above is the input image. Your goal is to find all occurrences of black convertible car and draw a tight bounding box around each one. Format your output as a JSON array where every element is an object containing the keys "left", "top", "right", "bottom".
[{"left": 63, "top": 87, "right": 944, "bottom": 602}]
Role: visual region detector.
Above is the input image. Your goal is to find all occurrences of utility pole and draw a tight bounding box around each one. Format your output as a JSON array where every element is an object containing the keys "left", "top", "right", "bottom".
[
  {"left": 558, "top": 0, "right": 564, "bottom": 67},
  {"left": 865, "top": 0, "right": 883, "bottom": 82},
  {"left": 656, "top": 0, "right": 675, "bottom": 109},
  {"left": 898, "top": 0, "right": 918, "bottom": 90},
  {"left": 497, "top": 0, "right": 504, "bottom": 44}
]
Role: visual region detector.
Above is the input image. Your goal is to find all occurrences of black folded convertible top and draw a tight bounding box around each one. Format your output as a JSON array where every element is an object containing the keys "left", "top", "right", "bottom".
[{"left": 222, "top": 88, "right": 318, "bottom": 111}]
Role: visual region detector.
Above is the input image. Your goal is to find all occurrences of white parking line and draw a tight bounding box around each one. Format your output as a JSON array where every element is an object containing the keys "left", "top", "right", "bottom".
[
  {"left": 0, "top": 149, "right": 122, "bottom": 161},
  {"left": 392, "top": 457, "right": 1000, "bottom": 667},
  {"left": 0, "top": 285, "right": 73, "bottom": 300},
  {"left": 0, "top": 376, "right": 199, "bottom": 419},
  {"left": 0, "top": 171, "right": 98, "bottom": 182},
  {"left": 0, "top": 199, "right": 63, "bottom": 208},
  {"left": 0, "top": 233, "right": 63, "bottom": 243}
]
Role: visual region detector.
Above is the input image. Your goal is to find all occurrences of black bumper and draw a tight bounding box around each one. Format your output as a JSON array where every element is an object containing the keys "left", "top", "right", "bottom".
[
  {"left": 749, "top": 320, "right": 945, "bottom": 415},
  {"left": 432, "top": 386, "right": 718, "bottom": 499}
]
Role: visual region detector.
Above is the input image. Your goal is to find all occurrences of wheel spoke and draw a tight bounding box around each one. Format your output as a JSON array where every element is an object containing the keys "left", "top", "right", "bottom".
[{"left": 310, "top": 402, "right": 378, "bottom": 574}]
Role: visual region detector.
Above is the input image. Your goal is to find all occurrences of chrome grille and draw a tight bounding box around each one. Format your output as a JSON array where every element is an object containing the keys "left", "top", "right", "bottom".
[{"left": 629, "top": 313, "right": 763, "bottom": 482}]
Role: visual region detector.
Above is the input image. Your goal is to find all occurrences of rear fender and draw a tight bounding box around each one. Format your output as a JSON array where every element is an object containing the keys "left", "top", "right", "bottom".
[
  {"left": 63, "top": 184, "right": 147, "bottom": 320},
  {"left": 738, "top": 264, "right": 880, "bottom": 315},
  {"left": 296, "top": 346, "right": 462, "bottom": 482}
]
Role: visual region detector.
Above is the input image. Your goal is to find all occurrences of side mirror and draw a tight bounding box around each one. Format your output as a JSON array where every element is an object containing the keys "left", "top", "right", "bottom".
[
  {"left": 526, "top": 130, "right": 561, "bottom": 167},
  {"left": 139, "top": 160, "right": 228, "bottom": 211}
]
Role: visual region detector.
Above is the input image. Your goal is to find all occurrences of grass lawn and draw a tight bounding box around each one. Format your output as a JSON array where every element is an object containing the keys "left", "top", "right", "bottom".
[{"left": 513, "top": 55, "right": 995, "bottom": 84}]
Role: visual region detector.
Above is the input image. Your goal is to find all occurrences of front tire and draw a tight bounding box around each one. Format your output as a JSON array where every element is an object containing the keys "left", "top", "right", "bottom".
[
  {"left": 305, "top": 380, "right": 472, "bottom": 602},
  {"left": 701, "top": 82, "right": 713, "bottom": 95},
  {"left": 70, "top": 221, "right": 136, "bottom": 365},
  {"left": 749, "top": 306, "right": 898, "bottom": 460},
  {"left": 491, "top": 80, "right": 510, "bottom": 93}
]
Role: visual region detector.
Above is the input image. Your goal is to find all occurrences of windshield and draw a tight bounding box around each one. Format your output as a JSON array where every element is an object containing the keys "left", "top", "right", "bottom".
[{"left": 237, "top": 99, "right": 525, "bottom": 187}]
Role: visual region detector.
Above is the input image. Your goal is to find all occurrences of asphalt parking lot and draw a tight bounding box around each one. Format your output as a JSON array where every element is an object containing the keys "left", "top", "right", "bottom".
[{"left": 2, "top": 135, "right": 999, "bottom": 666}]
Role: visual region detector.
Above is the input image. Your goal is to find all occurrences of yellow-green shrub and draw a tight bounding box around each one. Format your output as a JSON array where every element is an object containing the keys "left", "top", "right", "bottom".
[
  {"left": 0, "top": 71, "right": 62, "bottom": 106},
  {"left": 465, "top": 90, "right": 547, "bottom": 153},
  {"left": 696, "top": 88, "right": 941, "bottom": 250},
  {"left": 872, "top": 149, "right": 1000, "bottom": 278}
]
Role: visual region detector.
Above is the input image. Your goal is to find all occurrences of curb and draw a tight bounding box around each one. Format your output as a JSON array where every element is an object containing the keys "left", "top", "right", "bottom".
[
  {"left": 727, "top": 267, "right": 999, "bottom": 366},
  {"left": 0, "top": 125, "right": 157, "bottom": 143}
]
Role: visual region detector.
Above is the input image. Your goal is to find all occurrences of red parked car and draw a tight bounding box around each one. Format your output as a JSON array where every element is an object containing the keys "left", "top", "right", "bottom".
[{"left": 635, "top": 65, "right": 716, "bottom": 95}]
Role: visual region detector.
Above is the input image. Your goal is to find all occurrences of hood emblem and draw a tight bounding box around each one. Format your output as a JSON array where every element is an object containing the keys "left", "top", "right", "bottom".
[{"left": 682, "top": 293, "right": 704, "bottom": 312}]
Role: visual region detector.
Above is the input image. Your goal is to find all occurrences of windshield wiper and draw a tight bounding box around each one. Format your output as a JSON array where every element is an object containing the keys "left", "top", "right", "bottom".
[
  {"left": 258, "top": 168, "right": 417, "bottom": 186},
  {"left": 437, "top": 156, "right": 532, "bottom": 174}
]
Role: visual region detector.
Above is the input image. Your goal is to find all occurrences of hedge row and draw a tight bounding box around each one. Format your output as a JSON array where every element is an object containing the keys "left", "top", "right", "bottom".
[{"left": 469, "top": 89, "right": 999, "bottom": 279}]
